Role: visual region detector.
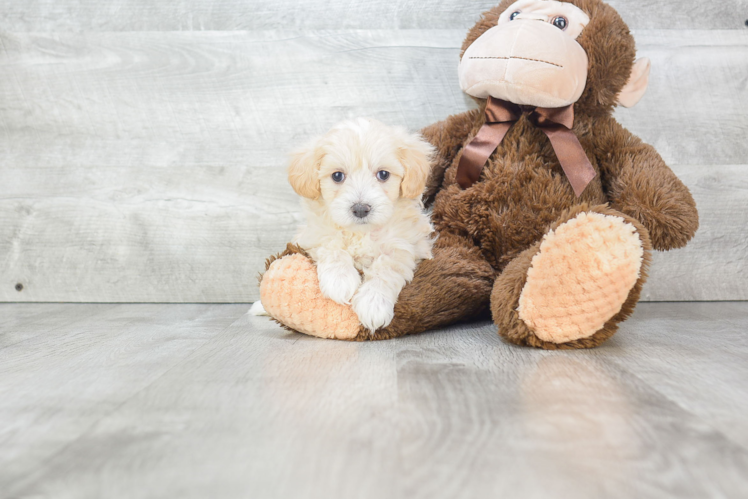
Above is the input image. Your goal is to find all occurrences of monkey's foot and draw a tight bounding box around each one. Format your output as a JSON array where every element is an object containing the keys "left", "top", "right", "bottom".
[
  {"left": 517, "top": 211, "right": 644, "bottom": 344},
  {"left": 260, "top": 253, "right": 362, "bottom": 340}
]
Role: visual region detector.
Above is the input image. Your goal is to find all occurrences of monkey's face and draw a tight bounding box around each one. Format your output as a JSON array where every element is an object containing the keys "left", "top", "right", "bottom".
[{"left": 459, "top": 0, "right": 591, "bottom": 108}]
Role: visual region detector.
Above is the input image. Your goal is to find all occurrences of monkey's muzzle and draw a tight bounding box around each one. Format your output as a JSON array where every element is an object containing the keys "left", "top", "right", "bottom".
[{"left": 459, "top": 20, "right": 589, "bottom": 108}]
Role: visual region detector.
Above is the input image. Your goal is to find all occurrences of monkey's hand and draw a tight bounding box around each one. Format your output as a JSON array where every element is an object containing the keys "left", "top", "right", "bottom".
[{"left": 594, "top": 119, "right": 699, "bottom": 251}]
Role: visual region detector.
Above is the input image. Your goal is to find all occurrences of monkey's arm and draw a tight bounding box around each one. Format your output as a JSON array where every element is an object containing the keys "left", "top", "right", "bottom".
[
  {"left": 420, "top": 108, "right": 481, "bottom": 207},
  {"left": 593, "top": 118, "right": 698, "bottom": 251}
]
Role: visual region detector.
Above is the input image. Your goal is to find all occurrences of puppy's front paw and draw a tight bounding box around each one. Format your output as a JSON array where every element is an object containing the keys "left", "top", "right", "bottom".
[
  {"left": 352, "top": 281, "right": 396, "bottom": 332},
  {"left": 318, "top": 265, "right": 361, "bottom": 304}
]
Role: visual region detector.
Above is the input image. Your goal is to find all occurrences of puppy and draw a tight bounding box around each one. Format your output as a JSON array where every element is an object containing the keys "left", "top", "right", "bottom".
[{"left": 251, "top": 118, "right": 435, "bottom": 332}]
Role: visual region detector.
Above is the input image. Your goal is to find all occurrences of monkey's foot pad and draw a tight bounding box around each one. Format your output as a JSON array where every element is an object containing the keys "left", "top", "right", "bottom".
[
  {"left": 517, "top": 212, "right": 644, "bottom": 344},
  {"left": 260, "top": 254, "right": 362, "bottom": 340}
]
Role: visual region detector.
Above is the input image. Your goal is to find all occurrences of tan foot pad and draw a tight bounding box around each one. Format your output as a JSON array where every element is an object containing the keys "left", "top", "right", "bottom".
[
  {"left": 260, "top": 254, "right": 361, "bottom": 340},
  {"left": 517, "top": 212, "right": 644, "bottom": 344}
]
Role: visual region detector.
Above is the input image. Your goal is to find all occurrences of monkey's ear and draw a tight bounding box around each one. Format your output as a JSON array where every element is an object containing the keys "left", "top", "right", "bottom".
[
  {"left": 288, "top": 140, "right": 324, "bottom": 199},
  {"left": 617, "top": 58, "right": 651, "bottom": 108},
  {"left": 398, "top": 133, "right": 434, "bottom": 200}
]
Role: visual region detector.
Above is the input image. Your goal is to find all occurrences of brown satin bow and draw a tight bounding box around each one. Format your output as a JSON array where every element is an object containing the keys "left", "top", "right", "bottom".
[{"left": 455, "top": 96, "right": 597, "bottom": 197}]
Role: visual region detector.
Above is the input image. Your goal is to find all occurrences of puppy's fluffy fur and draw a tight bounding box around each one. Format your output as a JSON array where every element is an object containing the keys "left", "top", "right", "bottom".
[{"left": 251, "top": 118, "right": 435, "bottom": 331}]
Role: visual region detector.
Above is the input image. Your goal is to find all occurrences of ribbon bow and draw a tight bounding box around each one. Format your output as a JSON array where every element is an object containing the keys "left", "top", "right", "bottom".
[{"left": 455, "top": 96, "right": 596, "bottom": 197}]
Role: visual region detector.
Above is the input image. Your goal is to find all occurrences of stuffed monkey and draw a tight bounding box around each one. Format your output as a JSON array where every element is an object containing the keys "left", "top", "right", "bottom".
[{"left": 258, "top": 0, "right": 698, "bottom": 349}]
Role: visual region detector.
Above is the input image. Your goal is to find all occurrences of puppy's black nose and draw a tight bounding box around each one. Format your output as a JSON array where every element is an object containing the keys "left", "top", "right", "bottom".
[{"left": 351, "top": 203, "right": 371, "bottom": 219}]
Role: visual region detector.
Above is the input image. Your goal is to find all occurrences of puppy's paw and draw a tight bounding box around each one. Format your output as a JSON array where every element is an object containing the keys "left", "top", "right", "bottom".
[
  {"left": 352, "top": 281, "right": 396, "bottom": 332},
  {"left": 318, "top": 264, "right": 361, "bottom": 304}
]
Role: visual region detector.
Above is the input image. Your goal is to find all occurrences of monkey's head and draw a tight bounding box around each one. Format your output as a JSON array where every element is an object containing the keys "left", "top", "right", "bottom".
[{"left": 458, "top": 0, "right": 650, "bottom": 116}]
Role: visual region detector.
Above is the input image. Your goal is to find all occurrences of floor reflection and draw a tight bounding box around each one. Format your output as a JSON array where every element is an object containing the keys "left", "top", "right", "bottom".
[{"left": 517, "top": 354, "right": 638, "bottom": 494}]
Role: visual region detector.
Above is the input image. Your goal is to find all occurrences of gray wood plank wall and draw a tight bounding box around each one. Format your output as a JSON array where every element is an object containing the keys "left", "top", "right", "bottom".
[
  {"left": 1, "top": 2, "right": 747, "bottom": 302},
  {"left": 0, "top": 0, "right": 745, "bottom": 31}
]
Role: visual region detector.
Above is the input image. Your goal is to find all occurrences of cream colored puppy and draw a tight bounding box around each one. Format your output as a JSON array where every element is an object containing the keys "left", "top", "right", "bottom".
[{"left": 251, "top": 118, "right": 435, "bottom": 332}]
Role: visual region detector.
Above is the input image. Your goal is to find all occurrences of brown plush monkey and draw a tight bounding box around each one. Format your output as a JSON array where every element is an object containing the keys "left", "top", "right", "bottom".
[{"left": 258, "top": 0, "right": 698, "bottom": 349}]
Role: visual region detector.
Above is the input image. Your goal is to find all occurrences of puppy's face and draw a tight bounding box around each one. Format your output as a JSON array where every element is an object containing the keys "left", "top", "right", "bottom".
[{"left": 288, "top": 118, "right": 433, "bottom": 229}]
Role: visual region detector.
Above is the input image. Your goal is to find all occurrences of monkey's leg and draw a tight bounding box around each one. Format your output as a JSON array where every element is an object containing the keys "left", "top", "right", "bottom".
[
  {"left": 361, "top": 233, "right": 496, "bottom": 340},
  {"left": 259, "top": 235, "right": 495, "bottom": 341},
  {"left": 491, "top": 205, "right": 652, "bottom": 350}
]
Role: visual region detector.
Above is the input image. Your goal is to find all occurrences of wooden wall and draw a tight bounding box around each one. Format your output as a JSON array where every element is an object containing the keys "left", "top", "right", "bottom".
[{"left": 1, "top": 1, "right": 747, "bottom": 302}]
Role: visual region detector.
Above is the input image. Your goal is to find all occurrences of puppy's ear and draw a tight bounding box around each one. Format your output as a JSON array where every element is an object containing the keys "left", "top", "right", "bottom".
[
  {"left": 288, "top": 139, "right": 324, "bottom": 199},
  {"left": 398, "top": 132, "right": 434, "bottom": 200}
]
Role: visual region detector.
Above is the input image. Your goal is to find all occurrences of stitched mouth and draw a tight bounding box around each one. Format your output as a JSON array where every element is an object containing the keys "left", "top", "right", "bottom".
[{"left": 468, "top": 56, "right": 563, "bottom": 69}]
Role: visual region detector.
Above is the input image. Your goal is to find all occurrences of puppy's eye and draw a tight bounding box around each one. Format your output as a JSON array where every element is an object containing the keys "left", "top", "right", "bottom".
[
  {"left": 331, "top": 171, "right": 345, "bottom": 183},
  {"left": 552, "top": 16, "right": 568, "bottom": 30},
  {"left": 376, "top": 170, "right": 390, "bottom": 182},
  {"left": 509, "top": 11, "right": 520, "bottom": 21}
]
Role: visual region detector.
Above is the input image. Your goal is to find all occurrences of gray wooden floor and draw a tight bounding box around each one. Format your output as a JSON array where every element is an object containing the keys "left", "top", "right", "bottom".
[{"left": 1, "top": 303, "right": 747, "bottom": 497}]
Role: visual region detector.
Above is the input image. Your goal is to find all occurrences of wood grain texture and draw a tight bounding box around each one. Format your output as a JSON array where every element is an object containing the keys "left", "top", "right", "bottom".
[
  {"left": 1, "top": 302, "right": 747, "bottom": 497},
  {"left": 0, "top": 0, "right": 744, "bottom": 31},
  {"left": 2, "top": 163, "right": 746, "bottom": 302},
  {"left": 0, "top": 303, "right": 249, "bottom": 494},
  {"left": 0, "top": 30, "right": 468, "bottom": 170},
  {"left": 1, "top": 164, "right": 302, "bottom": 302},
  {"left": 1, "top": 28, "right": 746, "bottom": 302},
  {"left": 615, "top": 30, "right": 748, "bottom": 167},
  {"left": 1, "top": 30, "right": 746, "bottom": 169},
  {"left": 0, "top": 303, "right": 118, "bottom": 349}
]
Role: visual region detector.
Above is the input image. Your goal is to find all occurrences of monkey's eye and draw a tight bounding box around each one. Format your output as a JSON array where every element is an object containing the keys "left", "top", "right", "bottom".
[
  {"left": 509, "top": 11, "right": 520, "bottom": 21},
  {"left": 331, "top": 171, "right": 345, "bottom": 183},
  {"left": 552, "top": 16, "right": 568, "bottom": 30},
  {"left": 376, "top": 170, "right": 390, "bottom": 182}
]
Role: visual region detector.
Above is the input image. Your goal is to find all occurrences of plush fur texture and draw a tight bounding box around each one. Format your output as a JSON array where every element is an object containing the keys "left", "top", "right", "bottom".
[
  {"left": 459, "top": 1, "right": 592, "bottom": 107},
  {"left": 517, "top": 211, "right": 644, "bottom": 343},
  {"left": 258, "top": 0, "right": 698, "bottom": 349},
  {"left": 260, "top": 250, "right": 361, "bottom": 340},
  {"left": 259, "top": 235, "right": 496, "bottom": 341},
  {"left": 258, "top": 118, "right": 435, "bottom": 333},
  {"left": 491, "top": 204, "right": 653, "bottom": 349}
]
